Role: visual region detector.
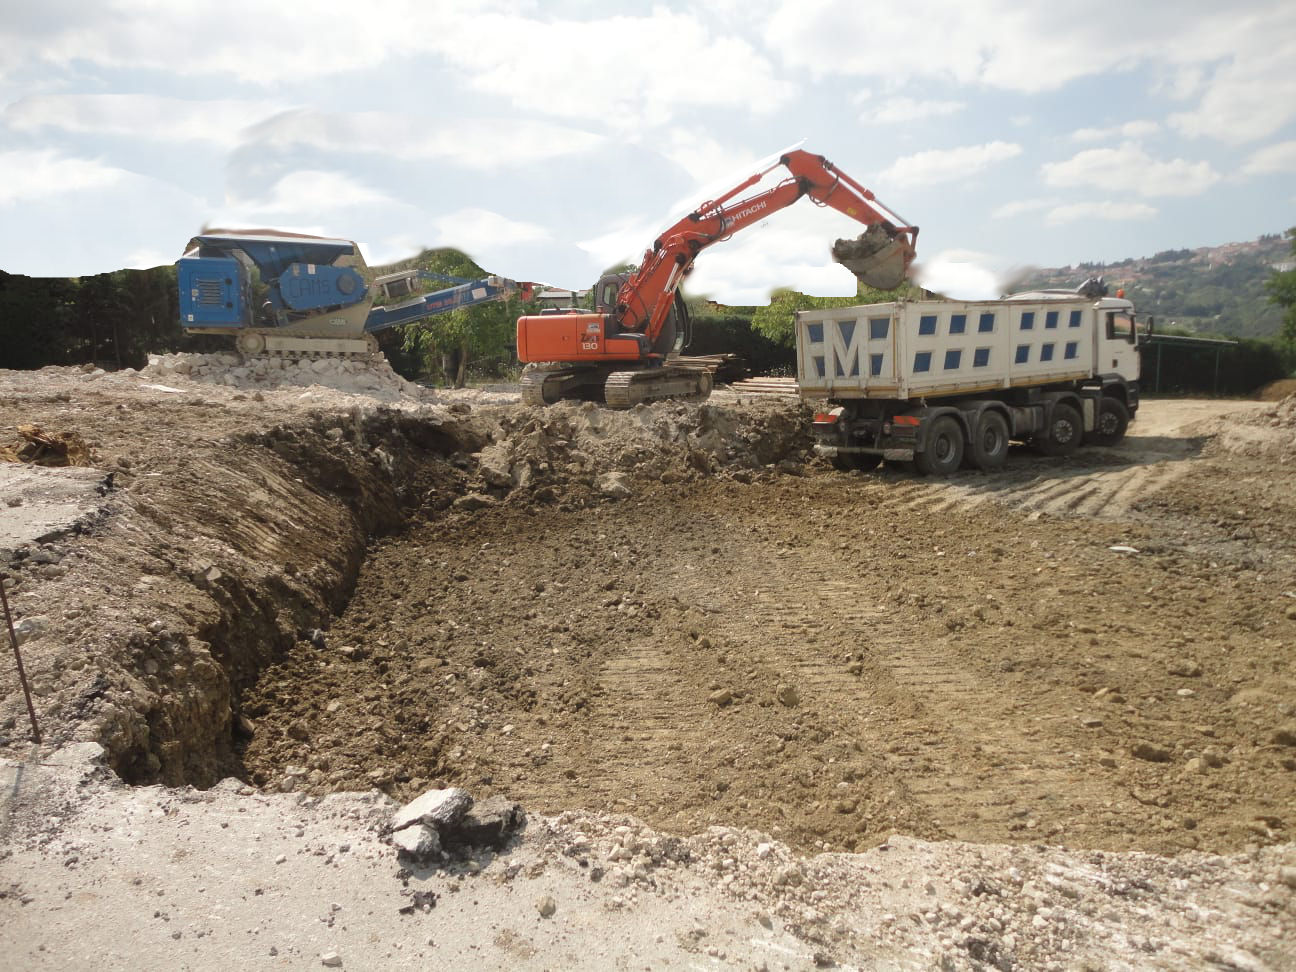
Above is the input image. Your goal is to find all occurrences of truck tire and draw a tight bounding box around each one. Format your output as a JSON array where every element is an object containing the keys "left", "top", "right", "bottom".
[
  {"left": 968, "top": 410, "right": 1010, "bottom": 471},
  {"left": 1034, "top": 403, "right": 1083, "bottom": 457},
  {"left": 831, "top": 451, "right": 883, "bottom": 472},
  {"left": 1087, "top": 397, "right": 1129, "bottom": 446},
  {"left": 916, "top": 415, "right": 965, "bottom": 476}
]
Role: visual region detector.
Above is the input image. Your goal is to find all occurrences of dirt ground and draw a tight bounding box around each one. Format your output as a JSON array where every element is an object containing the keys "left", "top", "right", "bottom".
[
  {"left": 239, "top": 396, "right": 1296, "bottom": 858},
  {"left": 2, "top": 359, "right": 1295, "bottom": 968}
]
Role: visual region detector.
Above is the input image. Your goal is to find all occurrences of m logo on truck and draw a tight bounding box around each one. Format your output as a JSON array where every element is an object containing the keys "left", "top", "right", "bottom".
[{"left": 801, "top": 319, "right": 874, "bottom": 383}]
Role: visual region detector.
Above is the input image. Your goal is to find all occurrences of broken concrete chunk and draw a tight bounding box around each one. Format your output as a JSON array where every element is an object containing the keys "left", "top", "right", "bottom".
[
  {"left": 453, "top": 795, "right": 524, "bottom": 850},
  {"left": 390, "top": 824, "right": 442, "bottom": 863},
  {"left": 390, "top": 787, "right": 473, "bottom": 834}
]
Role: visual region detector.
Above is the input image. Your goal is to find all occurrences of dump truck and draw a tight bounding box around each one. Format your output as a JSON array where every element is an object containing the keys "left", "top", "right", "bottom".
[{"left": 798, "top": 280, "right": 1148, "bottom": 475}]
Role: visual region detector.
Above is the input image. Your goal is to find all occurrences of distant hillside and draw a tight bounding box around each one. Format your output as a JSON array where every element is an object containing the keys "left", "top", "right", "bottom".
[{"left": 1009, "top": 233, "right": 1290, "bottom": 339}]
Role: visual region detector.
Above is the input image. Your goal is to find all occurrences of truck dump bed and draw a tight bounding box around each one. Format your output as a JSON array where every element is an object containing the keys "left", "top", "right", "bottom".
[{"left": 796, "top": 296, "right": 1134, "bottom": 400}]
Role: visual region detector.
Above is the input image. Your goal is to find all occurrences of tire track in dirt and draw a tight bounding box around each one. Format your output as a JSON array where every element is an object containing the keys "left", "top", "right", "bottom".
[{"left": 673, "top": 513, "right": 1139, "bottom": 847}]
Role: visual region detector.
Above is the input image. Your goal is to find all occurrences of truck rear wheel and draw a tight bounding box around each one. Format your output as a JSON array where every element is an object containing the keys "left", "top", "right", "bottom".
[
  {"left": 1087, "top": 397, "right": 1129, "bottom": 446},
  {"left": 916, "top": 415, "right": 964, "bottom": 476},
  {"left": 1034, "top": 403, "right": 1083, "bottom": 457},
  {"left": 968, "top": 410, "right": 1010, "bottom": 471}
]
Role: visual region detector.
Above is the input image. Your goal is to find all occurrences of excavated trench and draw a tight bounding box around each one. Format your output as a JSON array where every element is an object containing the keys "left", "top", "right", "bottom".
[{"left": 73, "top": 398, "right": 1296, "bottom": 858}]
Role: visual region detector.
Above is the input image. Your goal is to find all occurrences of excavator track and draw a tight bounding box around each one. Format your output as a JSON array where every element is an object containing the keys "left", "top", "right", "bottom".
[
  {"left": 521, "top": 363, "right": 715, "bottom": 408},
  {"left": 603, "top": 365, "right": 714, "bottom": 409},
  {"left": 520, "top": 365, "right": 604, "bottom": 406}
]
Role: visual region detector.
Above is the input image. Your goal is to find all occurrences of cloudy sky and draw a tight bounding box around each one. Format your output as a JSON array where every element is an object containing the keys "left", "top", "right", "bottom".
[{"left": 2, "top": 0, "right": 1293, "bottom": 301}]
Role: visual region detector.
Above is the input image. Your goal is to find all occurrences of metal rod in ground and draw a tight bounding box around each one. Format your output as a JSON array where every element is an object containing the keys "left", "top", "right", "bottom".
[{"left": 0, "top": 574, "right": 41, "bottom": 744}]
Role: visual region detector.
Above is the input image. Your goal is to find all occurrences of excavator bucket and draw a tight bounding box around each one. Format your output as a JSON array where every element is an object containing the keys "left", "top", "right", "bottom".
[{"left": 832, "top": 225, "right": 914, "bottom": 291}]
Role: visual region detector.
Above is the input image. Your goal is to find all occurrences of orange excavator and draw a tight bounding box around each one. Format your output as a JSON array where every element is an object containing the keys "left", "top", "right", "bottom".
[{"left": 515, "top": 149, "right": 918, "bottom": 408}]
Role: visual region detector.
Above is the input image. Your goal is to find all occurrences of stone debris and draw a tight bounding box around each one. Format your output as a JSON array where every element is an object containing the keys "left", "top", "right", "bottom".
[
  {"left": 387, "top": 789, "right": 525, "bottom": 863},
  {"left": 391, "top": 825, "right": 442, "bottom": 861},
  {"left": 390, "top": 787, "right": 474, "bottom": 834},
  {"left": 455, "top": 796, "right": 525, "bottom": 850},
  {"left": 536, "top": 895, "right": 557, "bottom": 918}
]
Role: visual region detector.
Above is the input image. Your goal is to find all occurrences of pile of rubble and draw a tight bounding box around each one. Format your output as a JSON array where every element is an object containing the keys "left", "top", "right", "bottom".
[{"left": 142, "top": 352, "right": 428, "bottom": 399}]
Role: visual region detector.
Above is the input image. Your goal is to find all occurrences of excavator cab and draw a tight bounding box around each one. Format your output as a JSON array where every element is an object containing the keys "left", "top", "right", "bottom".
[{"left": 593, "top": 271, "right": 688, "bottom": 357}]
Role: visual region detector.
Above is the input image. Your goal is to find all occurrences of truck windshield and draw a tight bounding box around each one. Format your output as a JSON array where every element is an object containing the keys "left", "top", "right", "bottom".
[{"left": 1106, "top": 312, "right": 1136, "bottom": 344}]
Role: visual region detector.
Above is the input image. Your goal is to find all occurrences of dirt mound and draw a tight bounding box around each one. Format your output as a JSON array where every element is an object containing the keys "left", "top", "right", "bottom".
[
  {"left": 473, "top": 399, "right": 812, "bottom": 500},
  {"left": 1256, "top": 377, "right": 1296, "bottom": 401},
  {"left": 1193, "top": 394, "right": 1296, "bottom": 462}
]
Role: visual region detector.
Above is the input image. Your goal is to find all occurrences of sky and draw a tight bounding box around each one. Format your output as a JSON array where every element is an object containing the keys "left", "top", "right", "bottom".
[{"left": 1, "top": 0, "right": 1294, "bottom": 303}]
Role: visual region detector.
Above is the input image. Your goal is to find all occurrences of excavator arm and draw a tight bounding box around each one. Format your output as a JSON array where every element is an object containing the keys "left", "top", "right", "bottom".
[{"left": 618, "top": 150, "right": 917, "bottom": 346}]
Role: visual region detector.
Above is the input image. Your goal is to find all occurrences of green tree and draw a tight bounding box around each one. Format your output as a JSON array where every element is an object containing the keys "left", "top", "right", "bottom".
[
  {"left": 1265, "top": 227, "right": 1296, "bottom": 350},
  {"left": 387, "top": 248, "right": 524, "bottom": 387}
]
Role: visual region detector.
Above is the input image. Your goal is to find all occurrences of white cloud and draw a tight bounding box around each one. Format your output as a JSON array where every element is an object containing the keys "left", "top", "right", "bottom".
[
  {"left": 0, "top": 149, "right": 126, "bottom": 205},
  {"left": 4, "top": 94, "right": 285, "bottom": 145},
  {"left": 1242, "top": 140, "right": 1296, "bottom": 176},
  {"left": 764, "top": 1, "right": 1294, "bottom": 144},
  {"left": 0, "top": 161, "right": 208, "bottom": 276},
  {"left": 425, "top": 8, "right": 795, "bottom": 128},
  {"left": 2, "top": 0, "right": 449, "bottom": 84},
  {"left": 857, "top": 96, "right": 965, "bottom": 124},
  {"left": 1045, "top": 201, "right": 1157, "bottom": 225},
  {"left": 991, "top": 198, "right": 1058, "bottom": 220},
  {"left": 429, "top": 208, "right": 552, "bottom": 253},
  {"left": 2, "top": 4, "right": 790, "bottom": 129},
  {"left": 577, "top": 216, "right": 661, "bottom": 271},
  {"left": 243, "top": 110, "right": 605, "bottom": 168},
  {"left": 222, "top": 170, "right": 395, "bottom": 217},
  {"left": 878, "top": 142, "right": 1021, "bottom": 187},
  {"left": 1042, "top": 144, "right": 1219, "bottom": 197},
  {"left": 651, "top": 130, "right": 766, "bottom": 188},
  {"left": 1071, "top": 120, "right": 1160, "bottom": 143},
  {"left": 1168, "top": 35, "right": 1296, "bottom": 143}
]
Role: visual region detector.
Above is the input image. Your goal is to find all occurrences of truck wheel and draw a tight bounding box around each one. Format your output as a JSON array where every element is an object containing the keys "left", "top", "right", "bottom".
[
  {"left": 1035, "top": 403, "right": 1083, "bottom": 457},
  {"left": 1087, "top": 397, "right": 1129, "bottom": 446},
  {"left": 831, "top": 452, "right": 883, "bottom": 472},
  {"left": 969, "top": 411, "right": 1010, "bottom": 471},
  {"left": 915, "top": 415, "right": 964, "bottom": 476}
]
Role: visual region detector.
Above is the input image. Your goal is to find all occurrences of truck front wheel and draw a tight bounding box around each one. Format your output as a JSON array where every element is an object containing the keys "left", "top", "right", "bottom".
[
  {"left": 1035, "top": 403, "right": 1083, "bottom": 457},
  {"left": 916, "top": 415, "right": 965, "bottom": 476},
  {"left": 969, "top": 411, "right": 1010, "bottom": 471}
]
